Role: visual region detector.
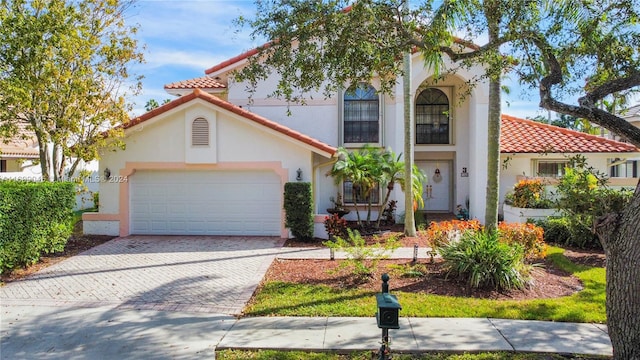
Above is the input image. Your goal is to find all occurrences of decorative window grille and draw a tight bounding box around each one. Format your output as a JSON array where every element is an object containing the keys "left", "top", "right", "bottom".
[
  {"left": 344, "top": 83, "right": 379, "bottom": 143},
  {"left": 416, "top": 88, "right": 450, "bottom": 144}
]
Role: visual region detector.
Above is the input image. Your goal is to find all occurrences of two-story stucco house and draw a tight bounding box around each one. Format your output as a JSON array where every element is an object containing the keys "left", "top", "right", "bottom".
[{"left": 83, "top": 45, "right": 639, "bottom": 238}]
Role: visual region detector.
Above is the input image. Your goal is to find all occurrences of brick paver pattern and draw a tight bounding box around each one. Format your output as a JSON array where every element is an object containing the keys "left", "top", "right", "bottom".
[{"left": 0, "top": 236, "right": 284, "bottom": 315}]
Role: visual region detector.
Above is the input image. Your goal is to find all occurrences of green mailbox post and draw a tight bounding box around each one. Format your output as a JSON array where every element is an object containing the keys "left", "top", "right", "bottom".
[{"left": 376, "top": 273, "right": 401, "bottom": 360}]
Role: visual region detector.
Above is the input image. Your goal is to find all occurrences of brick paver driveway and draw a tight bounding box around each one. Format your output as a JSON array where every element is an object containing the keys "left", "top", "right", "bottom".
[{"left": 0, "top": 236, "right": 284, "bottom": 315}]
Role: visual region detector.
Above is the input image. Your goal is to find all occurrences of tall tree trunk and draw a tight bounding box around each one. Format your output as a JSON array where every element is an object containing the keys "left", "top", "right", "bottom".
[
  {"left": 37, "top": 137, "right": 50, "bottom": 182},
  {"left": 596, "top": 185, "right": 640, "bottom": 359},
  {"left": 483, "top": 3, "right": 501, "bottom": 232},
  {"left": 403, "top": 40, "right": 416, "bottom": 237},
  {"left": 484, "top": 78, "right": 501, "bottom": 231},
  {"left": 52, "top": 143, "right": 59, "bottom": 181}
]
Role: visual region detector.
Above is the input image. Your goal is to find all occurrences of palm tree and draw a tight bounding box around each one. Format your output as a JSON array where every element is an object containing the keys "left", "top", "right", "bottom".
[
  {"left": 328, "top": 146, "right": 379, "bottom": 227},
  {"left": 375, "top": 150, "right": 426, "bottom": 228}
]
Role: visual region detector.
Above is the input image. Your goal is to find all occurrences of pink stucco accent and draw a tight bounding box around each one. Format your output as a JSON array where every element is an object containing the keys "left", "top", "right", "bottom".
[{"left": 82, "top": 213, "right": 120, "bottom": 221}]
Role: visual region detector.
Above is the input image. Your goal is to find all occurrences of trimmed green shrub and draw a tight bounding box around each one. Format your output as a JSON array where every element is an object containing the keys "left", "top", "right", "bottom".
[
  {"left": 550, "top": 156, "right": 633, "bottom": 249},
  {"left": 535, "top": 216, "right": 600, "bottom": 249},
  {"left": 437, "top": 230, "right": 531, "bottom": 290},
  {"left": 283, "top": 182, "right": 314, "bottom": 242},
  {"left": 0, "top": 181, "right": 75, "bottom": 274},
  {"left": 534, "top": 217, "right": 572, "bottom": 244}
]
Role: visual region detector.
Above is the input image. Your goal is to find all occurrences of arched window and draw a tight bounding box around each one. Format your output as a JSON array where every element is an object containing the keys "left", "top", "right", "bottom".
[
  {"left": 416, "top": 88, "right": 450, "bottom": 144},
  {"left": 191, "top": 118, "right": 209, "bottom": 146},
  {"left": 343, "top": 83, "right": 379, "bottom": 143}
]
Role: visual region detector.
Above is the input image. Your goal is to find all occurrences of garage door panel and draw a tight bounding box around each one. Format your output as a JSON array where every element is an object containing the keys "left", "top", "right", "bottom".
[{"left": 130, "top": 170, "right": 282, "bottom": 235}]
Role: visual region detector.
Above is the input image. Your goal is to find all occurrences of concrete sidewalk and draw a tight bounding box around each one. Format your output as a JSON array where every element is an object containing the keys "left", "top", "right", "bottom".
[
  {"left": 218, "top": 316, "right": 612, "bottom": 356},
  {"left": 1, "top": 304, "right": 612, "bottom": 358}
]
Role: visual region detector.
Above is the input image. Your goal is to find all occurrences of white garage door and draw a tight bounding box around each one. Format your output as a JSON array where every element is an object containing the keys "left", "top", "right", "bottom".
[{"left": 130, "top": 170, "right": 282, "bottom": 235}]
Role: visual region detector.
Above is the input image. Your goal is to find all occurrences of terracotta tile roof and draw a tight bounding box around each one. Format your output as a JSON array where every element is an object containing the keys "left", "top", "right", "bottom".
[
  {"left": 127, "top": 89, "right": 337, "bottom": 156},
  {"left": 164, "top": 76, "right": 226, "bottom": 90},
  {"left": 0, "top": 124, "right": 39, "bottom": 158},
  {"left": 501, "top": 114, "right": 639, "bottom": 153}
]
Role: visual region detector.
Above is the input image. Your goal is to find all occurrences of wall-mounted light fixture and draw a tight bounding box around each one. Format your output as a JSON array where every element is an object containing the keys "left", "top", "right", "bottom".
[
  {"left": 296, "top": 168, "right": 303, "bottom": 181},
  {"left": 104, "top": 167, "right": 111, "bottom": 180}
]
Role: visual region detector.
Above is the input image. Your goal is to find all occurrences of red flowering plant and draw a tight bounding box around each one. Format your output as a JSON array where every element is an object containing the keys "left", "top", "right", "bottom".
[{"left": 324, "top": 213, "right": 348, "bottom": 239}]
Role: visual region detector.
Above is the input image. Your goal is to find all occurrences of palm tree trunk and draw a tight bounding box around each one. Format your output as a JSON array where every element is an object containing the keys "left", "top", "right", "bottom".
[
  {"left": 376, "top": 185, "right": 394, "bottom": 228},
  {"left": 402, "top": 0, "right": 416, "bottom": 237},
  {"left": 483, "top": 2, "right": 501, "bottom": 232}
]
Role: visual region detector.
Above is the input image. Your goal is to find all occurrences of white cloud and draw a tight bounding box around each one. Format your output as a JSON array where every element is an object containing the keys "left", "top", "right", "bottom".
[
  {"left": 143, "top": 49, "right": 227, "bottom": 71},
  {"left": 131, "top": 1, "right": 256, "bottom": 48}
]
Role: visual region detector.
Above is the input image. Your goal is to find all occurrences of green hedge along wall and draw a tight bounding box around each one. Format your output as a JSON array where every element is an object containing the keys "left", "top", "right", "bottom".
[
  {"left": 0, "top": 181, "right": 75, "bottom": 274},
  {"left": 283, "top": 182, "right": 314, "bottom": 242}
]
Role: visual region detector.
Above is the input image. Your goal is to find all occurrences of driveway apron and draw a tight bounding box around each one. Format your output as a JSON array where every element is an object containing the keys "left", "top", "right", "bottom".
[{"left": 0, "top": 236, "right": 285, "bottom": 315}]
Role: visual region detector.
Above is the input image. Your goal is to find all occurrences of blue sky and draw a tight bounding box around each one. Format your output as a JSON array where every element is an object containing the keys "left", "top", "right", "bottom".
[{"left": 127, "top": 0, "right": 549, "bottom": 119}]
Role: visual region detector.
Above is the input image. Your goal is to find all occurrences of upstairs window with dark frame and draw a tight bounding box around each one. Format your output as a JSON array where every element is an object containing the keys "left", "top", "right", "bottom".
[
  {"left": 416, "top": 88, "right": 450, "bottom": 144},
  {"left": 0, "top": 159, "right": 6, "bottom": 172},
  {"left": 344, "top": 83, "right": 379, "bottom": 144},
  {"left": 191, "top": 118, "right": 209, "bottom": 146}
]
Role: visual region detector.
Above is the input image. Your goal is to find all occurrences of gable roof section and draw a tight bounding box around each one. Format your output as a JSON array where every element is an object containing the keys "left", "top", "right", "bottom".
[
  {"left": 164, "top": 76, "right": 227, "bottom": 91},
  {"left": 128, "top": 89, "right": 336, "bottom": 157},
  {"left": 501, "top": 114, "right": 639, "bottom": 153}
]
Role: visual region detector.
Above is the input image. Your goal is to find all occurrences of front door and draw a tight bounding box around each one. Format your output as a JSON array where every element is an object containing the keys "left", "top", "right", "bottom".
[{"left": 417, "top": 161, "right": 452, "bottom": 212}]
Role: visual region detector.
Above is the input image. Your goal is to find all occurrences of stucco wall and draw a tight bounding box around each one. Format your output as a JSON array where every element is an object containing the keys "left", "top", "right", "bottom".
[
  {"left": 225, "top": 51, "right": 491, "bottom": 223},
  {"left": 95, "top": 100, "right": 315, "bottom": 217}
]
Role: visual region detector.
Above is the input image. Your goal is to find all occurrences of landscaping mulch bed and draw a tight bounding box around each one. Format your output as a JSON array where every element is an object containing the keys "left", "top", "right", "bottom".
[
  {"left": 263, "top": 256, "right": 585, "bottom": 300},
  {"left": 278, "top": 226, "right": 604, "bottom": 300}
]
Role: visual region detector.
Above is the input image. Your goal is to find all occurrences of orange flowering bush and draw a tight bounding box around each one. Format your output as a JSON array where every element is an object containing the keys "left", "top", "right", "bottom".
[
  {"left": 498, "top": 222, "right": 547, "bottom": 259},
  {"left": 505, "top": 179, "right": 553, "bottom": 209},
  {"left": 426, "top": 220, "right": 483, "bottom": 248},
  {"left": 427, "top": 220, "right": 547, "bottom": 260}
]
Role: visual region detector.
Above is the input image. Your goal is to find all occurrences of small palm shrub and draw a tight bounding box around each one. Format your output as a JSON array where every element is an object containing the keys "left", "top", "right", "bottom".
[
  {"left": 324, "top": 228, "right": 399, "bottom": 278},
  {"left": 437, "top": 230, "right": 531, "bottom": 291}
]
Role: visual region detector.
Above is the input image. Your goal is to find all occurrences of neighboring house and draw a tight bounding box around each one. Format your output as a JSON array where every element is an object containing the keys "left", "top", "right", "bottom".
[
  {"left": 0, "top": 125, "right": 99, "bottom": 210},
  {"left": 500, "top": 115, "right": 639, "bottom": 211},
  {"left": 0, "top": 125, "right": 41, "bottom": 180},
  {"left": 608, "top": 104, "right": 640, "bottom": 178},
  {"left": 83, "top": 47, "right": 639, "bottom": 238}
]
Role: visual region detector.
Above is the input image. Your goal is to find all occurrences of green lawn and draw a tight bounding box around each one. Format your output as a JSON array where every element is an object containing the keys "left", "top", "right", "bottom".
[{"left": 244, "top": 247, "right": 606, "bottom": 323}]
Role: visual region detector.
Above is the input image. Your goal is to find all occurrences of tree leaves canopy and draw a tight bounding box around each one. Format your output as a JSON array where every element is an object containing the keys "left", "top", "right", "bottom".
[{"left": 0, "top": 0, "right": 144, "bottom": 181}]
